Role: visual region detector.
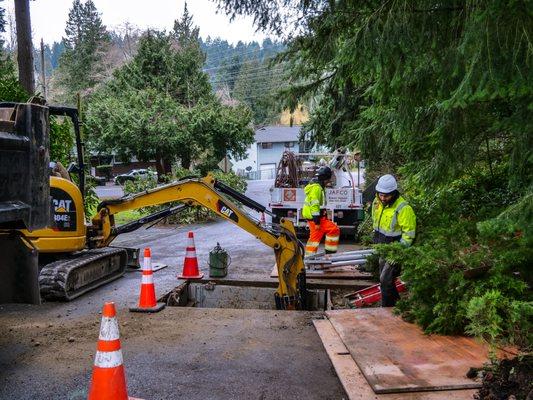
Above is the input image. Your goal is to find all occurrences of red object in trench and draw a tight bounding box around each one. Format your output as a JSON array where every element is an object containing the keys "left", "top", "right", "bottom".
[{"left": 348, "top": 279, "right": 407, "bottom": 308}]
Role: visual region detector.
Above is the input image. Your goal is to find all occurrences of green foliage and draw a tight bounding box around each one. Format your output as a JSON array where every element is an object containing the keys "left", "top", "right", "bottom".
[
  {"left": 232, "top": 57, "right": 285, "bottom": 125},
  {"left": 122, "top": 169, "right": 247, "bottom": 226},
  {"left": 221, "top": 0, "right": 533, "bottom": 350},
  {"left": 220, "top": 1, "right": 532, "bottom": 191},
  {"left": 0, "top": 72, "right": 27, "bottom": 102},
  {"left": 83, "top": 183, "right": 100, "bottom": 218},
  {"left": 211, "top": 169, "right": 247, "bottom": 193},
  {"left": 57, "top": 0, "right": 110, "bottom": 99},
  {"left": 85, "top": 18, "right": 254, "bottom": 176},
  {"left": 49, "top": 117, "right": 74, "bottom": 166},
  {"left": 0, "top": 0, "right": 27, "bottom": 103},
  {"left": 122, "top": 173, "right": 158, "bottom": 196},
  {"left": 466, "top": 290, "right": 532, "bottom": 353},
  {"left": 201, "top": 35, "right": 286, "bottom": 125},
  {"left": 379, "top": 169, "right": 532, "bottom": 347}
]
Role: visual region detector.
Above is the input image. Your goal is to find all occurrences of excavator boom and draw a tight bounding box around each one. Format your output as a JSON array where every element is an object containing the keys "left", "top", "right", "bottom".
[{"left": 91, "top": 175, "right": 307, "bottom": 310}]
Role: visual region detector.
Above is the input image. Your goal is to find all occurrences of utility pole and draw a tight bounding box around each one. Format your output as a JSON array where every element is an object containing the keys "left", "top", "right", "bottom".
[
  {"left": 40, "top": 39, "right": 46, "bottom": 100},
  {"left": 14, "top": 0, "right": 35, "bottom": 94}
]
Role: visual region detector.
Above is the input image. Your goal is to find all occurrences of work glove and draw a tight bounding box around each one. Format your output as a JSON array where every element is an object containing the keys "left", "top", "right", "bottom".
[{"left": 313, "top": 215, "right": 321, "bottom": 228}]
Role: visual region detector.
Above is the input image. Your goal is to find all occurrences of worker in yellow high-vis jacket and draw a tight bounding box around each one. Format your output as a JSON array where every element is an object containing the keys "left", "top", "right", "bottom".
[
  {"left": 302, "top": 166, "right": 340, "bottom": 257},
  {"left": 372, "top": 174, "right": 416, "bottom": 306}
]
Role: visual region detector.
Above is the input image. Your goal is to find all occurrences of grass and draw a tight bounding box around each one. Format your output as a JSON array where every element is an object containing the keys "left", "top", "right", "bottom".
[{"left": 113, "top": 210, "right": 145, "bottom": 225}]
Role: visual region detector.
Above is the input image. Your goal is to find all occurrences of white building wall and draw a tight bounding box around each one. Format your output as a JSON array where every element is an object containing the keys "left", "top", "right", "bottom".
[{"left": 231, "top": 143, "right": 257, "bottom": 175}]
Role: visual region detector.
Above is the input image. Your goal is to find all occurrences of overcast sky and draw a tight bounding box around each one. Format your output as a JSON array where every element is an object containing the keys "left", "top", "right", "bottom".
[{"left": 3, "top": 0, "right": 270, "bottom": 45}]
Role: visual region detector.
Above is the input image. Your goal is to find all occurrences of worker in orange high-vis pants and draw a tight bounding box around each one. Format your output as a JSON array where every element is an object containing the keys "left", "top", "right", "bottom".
[{"left": 302, "top": 166, "right": 340, "bottom": 257}]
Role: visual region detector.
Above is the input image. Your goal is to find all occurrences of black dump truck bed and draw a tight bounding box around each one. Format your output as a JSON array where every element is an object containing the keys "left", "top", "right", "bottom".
[{"left": 0, "top": 102, "right": 50, "bottom": 230}]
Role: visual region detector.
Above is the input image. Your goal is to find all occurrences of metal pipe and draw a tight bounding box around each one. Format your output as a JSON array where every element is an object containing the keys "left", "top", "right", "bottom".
[
  {"left": 336, "top": 249, "right": 374, "bottom": 255},
  {"left": 305, "top": 249, "right": 373, "bottom": 260},
  {"left": 326, "top": 254, "right": 371, "bottom": 262},
  {"left": 330, "top": 259, "right": 367, "bottom": 267}
]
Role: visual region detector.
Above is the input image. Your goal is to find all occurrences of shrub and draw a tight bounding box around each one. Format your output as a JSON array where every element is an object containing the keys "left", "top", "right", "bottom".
[
  {"left": 377, "top": 167, "right": 532, "bottom": 350},
  {"left": 121, "top": 169, "right": 247, "bottom": 225}
]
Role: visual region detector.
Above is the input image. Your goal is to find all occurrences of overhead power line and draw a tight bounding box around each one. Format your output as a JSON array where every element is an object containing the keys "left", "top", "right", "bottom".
[
  {"left": 203, "top": 55, "right": 282, "bottom": 73},
  {"left": 202, "top": 46, "right": 284, "bottom": 66},
  {"left": 208, "top": 67, "right": 286, "bottom": 83}
]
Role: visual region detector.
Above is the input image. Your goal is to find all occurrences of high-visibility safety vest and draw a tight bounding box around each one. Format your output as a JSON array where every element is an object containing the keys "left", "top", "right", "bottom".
[
  {"left": 372, "top": 195, "right": 416, "bottom": 246},
  {"left": 302, "top": 182, "right": 325, "bottom": 220}
]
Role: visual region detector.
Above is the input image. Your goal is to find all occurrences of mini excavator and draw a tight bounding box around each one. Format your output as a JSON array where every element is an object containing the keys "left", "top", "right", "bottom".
[{"left": 0, "top": 102, "right": 306, "bottom": 309}]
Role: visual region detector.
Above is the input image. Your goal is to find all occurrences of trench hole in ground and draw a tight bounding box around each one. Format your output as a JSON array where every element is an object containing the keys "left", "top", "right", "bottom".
[{"left": 160, "top": 281, "right": 330, "bottom": 311}]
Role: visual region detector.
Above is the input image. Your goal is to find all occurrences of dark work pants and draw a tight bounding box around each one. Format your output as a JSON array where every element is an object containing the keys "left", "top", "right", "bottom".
[{"left": 379, "top": 258, "right": 401, "bottom": 307}]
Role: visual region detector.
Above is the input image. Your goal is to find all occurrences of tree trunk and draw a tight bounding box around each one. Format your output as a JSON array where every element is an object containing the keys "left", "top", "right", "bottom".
[
  {"left": 14, "top": 0, "right": 35, "bottom": 95},
  {"left": 154, "top": 153, "right": 172, "bottom": 181},
  {"left": 162, "top": 158, "right": 172, "bottom": 176},
  {"left": 181, "top": 154, "right": 191, "bottom": 170},
  {"left": 154, "top": 154, "right": 165, "bottom": 179}
]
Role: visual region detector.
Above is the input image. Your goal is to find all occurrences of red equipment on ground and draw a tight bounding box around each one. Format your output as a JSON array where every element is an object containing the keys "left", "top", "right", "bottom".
[{"left": 346, "top": 279, "right": 406, "bottom": 308}]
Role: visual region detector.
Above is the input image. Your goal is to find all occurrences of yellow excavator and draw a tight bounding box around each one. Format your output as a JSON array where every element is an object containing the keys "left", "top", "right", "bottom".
[{"left": 0, "top": 102, "right": 306, "bottom": 309}]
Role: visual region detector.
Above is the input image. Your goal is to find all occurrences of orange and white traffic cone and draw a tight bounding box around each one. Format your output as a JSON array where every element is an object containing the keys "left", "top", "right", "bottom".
[
  {"left": 88, "top": 302, "right": 142, "bottom": 400},
  {"left": 178, "top": 231, "right": 204, "bottom": 279},
  {"left": 129, "top": 248, "right": 165, "bottom": 313}
]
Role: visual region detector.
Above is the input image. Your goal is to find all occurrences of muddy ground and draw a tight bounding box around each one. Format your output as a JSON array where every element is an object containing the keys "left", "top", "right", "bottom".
[
  {"left": 0, "top": 219, "right": 356, "bottom": 399},
  {"left": 0, "top": 305, "right": 347, "bottom": 399},
  {"left": 0, "top": 180, "right": 369, "bottom": 399}
]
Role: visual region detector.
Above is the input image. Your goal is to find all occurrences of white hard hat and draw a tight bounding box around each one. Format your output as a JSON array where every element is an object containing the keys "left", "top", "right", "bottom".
[{"left": 376, "top": 174, "right": 398, "bottom": 193}]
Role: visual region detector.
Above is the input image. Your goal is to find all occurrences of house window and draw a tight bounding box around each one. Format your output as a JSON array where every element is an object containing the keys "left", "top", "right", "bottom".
[
  {"left": 261, "top": 142, "right": 273, "bottom": 149},
  {"left": 284, "top": 141, "right": 294, "bottom": 148}
]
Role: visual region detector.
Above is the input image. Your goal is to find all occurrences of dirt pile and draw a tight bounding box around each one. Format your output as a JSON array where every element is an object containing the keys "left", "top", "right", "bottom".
[{"left": 475, "top": 355, "right": 532, "bottom": 400}]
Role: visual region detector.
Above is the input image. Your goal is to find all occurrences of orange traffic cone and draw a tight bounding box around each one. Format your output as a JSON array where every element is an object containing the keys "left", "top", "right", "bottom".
[
  {"left": 178, "top": 231, "right": 204, "bottom": 279},
  {"left": 129, "top": 248, "right": 165, "bottom": 313},
  {"left": 88, "top": 302, "right": 141, "bottom": 400}
]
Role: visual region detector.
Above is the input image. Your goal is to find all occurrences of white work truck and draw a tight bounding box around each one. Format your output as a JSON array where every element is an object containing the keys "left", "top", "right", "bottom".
[{"left": 269, "top": 151, "right": 365, "bottom": 237}]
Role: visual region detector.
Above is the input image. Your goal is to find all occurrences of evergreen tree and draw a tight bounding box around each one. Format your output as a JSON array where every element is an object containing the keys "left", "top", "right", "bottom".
[
  {"left": 0, "top": 0, "right": 26, "bottom": 101},
  {"left": 85, "top": 17, "right": 253, "bottom": 175},
  {"left": 57, "top": 0, "right": 110, "bottom": 99},
  {"left": 172, "top": 2, "right": 199, "bottom": 45},
  {"left": 216, "top": 0, "right": 533, "bottom": 349},
  {"left": 233, "top": 57, "right": 283, "bottom": 125},
  {"left": 50, "top": 41, "right": 65, "bottom": 69}
]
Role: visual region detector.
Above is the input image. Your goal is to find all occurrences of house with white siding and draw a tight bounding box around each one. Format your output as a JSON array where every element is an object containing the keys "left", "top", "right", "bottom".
[{"left": 232, "top": 126, "right": 306, "bottom": 180}]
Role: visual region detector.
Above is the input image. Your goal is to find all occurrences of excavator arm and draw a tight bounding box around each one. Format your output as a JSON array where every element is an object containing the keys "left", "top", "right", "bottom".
[{"left": 90, "top": 175, "right": 307, "bottom": 310}]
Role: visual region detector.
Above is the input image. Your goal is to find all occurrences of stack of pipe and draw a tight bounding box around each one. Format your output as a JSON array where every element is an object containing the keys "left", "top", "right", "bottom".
[{"left": 305, "top": 249, "right": 374, "bottom": 270}]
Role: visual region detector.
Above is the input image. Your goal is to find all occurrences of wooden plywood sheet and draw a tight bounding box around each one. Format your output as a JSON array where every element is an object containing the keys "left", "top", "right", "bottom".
[
  {"left": 313, "top": 319, "right": 477, "bottom": 400},
  {"left": 326, "top": 309, "right": 486, "bottom": 394},
  {"left": 270, "top": 264, "right": 372, "bottom": 280}
]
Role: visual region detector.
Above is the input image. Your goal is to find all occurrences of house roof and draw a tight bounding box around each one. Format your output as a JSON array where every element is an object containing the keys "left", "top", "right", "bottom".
[{"left": 255, "top": 126, "right": 302, "bottom": 143}]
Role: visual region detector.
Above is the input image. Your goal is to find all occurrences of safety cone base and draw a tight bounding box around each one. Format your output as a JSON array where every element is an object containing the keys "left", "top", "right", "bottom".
[
  {"left": 178, "top": 272, "right": 204, "bottom": 279},
  {"left": 129, "top": 302, "right": 166, "bottom": 313}
]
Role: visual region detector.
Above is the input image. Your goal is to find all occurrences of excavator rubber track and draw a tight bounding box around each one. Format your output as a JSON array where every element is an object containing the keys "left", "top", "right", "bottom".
[{"left": 39, "top": 247, "right": 128, "bottom": 301}]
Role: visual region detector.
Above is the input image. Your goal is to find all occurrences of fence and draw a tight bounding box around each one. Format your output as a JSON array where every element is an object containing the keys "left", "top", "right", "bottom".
[{"left": 237, "top": 168, "right": 276, "bottom": 181}]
